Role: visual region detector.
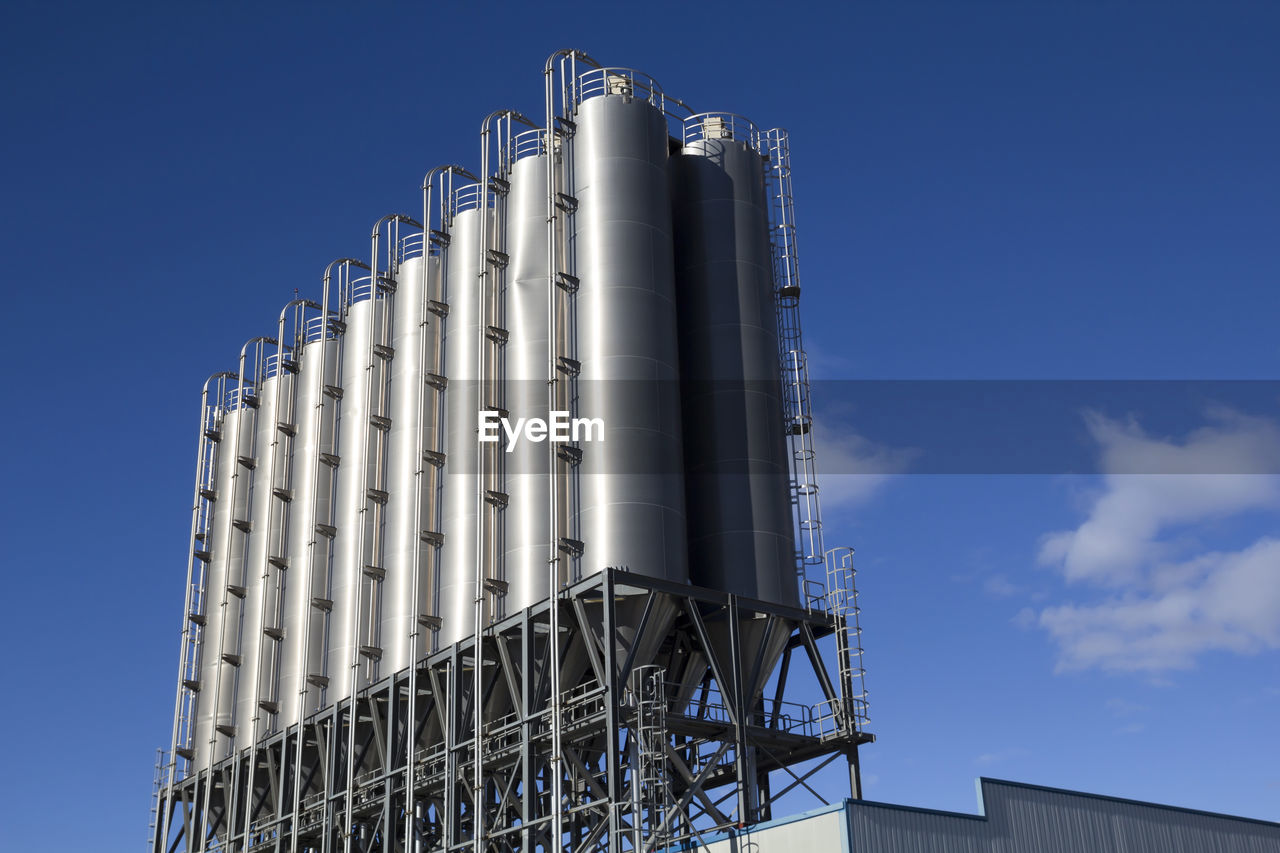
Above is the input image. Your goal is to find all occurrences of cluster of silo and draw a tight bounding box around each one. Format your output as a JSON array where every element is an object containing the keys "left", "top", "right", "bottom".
[{"left": 170, "top": 58, "right": 801, "bottom": 778}]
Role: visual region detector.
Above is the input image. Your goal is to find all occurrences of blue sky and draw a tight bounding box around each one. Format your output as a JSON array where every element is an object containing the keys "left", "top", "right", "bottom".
[{"left": 1, "top": 1, "right": 1277, "bottom": 848}]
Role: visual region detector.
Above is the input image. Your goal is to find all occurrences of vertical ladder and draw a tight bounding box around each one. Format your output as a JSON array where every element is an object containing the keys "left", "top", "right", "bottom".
[
  {"left": 631, "top": 665, "right": 671, "bottom": 853},
  {"left": 147, "top": 747, "right": 165, "bottom": 852},
  {"left": 824, "top": 547, "right": 868, "bottom": 734},
  {"left": 762, "top": 128, "right": 827, "bottom": 595}
]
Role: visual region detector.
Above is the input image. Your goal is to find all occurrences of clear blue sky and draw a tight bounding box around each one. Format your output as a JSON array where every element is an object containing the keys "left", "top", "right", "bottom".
[{"left": 2, "top": 2, "right": 1277, "bottom": 849}]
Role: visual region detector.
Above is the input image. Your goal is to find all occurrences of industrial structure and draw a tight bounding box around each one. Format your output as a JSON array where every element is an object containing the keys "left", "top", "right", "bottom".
[{"left": 150, "top": 51, "right": 871, "bottom": 853}]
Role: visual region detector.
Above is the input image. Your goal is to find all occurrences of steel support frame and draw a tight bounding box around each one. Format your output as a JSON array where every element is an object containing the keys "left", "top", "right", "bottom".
[{"left": 153, "top": 569, "right": 871, "bottom": 853}]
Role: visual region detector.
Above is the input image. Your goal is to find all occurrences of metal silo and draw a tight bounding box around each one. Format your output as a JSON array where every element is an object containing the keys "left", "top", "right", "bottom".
[
  {"left": 570, "top": 70, "right": 688, "bottom": 586},
  {"left": 200, "top": 373, "right": 257, "bottom": 766},
  {"left": 327, "top": 272, "right": 386, "bottom": 704},
  {"left": 382, "top": 239, "right": 441, "bottom": 674},
  {"left": 191, "top": 396, "right": 239, "bottom": 770},
  {"left": 436, "top": 184, "right": 488, "bottom": 649},
  {"left": 670, "top": 114, "right": 797, "bottom": 608},
  {"left": 233, "top": 368, "right": 285, "bottom": 753},
  {"left": 277, "top": 328, "right": 338, "bottom": 728},
  {"left": 501, "top": 129, "right": 552, "bottom": 613}
]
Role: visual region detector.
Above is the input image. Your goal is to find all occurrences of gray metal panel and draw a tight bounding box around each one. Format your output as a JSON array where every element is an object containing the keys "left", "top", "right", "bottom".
[
  {"left": 840, "top": 779, "right": 1280, "bottom": 852},
  {"left": 383, "top": 254, "right": 440, "bottom": 672},
  {"left": 278, "top": 339, "right": 338, "bottom": 727},
  {"left": 328, "top": 296, "right": 383, "bottom": 704},
  {"left": 571, "top": 92, "right": 688, "bottom": 584},
  {"left": 503, "top": 153, "right": 551, "bottom": 613},
  {"left": 670, "top": 135, "right": 797, "bottom": 609},
  {"left": 438, "top": 204, "right": 485, "bottom": 649}
]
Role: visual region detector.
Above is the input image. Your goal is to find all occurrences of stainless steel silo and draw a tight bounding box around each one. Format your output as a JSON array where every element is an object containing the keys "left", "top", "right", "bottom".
[
  {"left": 570, "top": 76, "right": 689, "bottom": 586},
  {"left": 670, "top": 116, "right": 797, "bottom": 608},
  {"left": 437, "top": 188, "right": 487, "bottom": 649},
  {"left": 327, "top": 282, "right": 385, "bottom": 704},
  {"left": 192, "top": 403, "right": 238, "bottom": 771},
  {"left": 502, "top": 133, "right": 552, "bottom": 614},
  {"left": 669, "top": 115, "right": 800, "bottom": 705},
  {"left": 382, "top": 250, "right": 442, "bottom": 673},
  {"left": 199, "top": 395, "right": 256, "bottom": 766},
  {"left": 232, "top": 372, "right": 282, "bottom": 752},
  {"left": 278, "top": 333, "right": 340, "bottom": 728}
]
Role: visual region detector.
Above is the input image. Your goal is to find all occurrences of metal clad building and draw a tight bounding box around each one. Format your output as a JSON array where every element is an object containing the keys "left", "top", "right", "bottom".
[{"left": 693, "top": 779, "right": 1280, "bottom": 853}]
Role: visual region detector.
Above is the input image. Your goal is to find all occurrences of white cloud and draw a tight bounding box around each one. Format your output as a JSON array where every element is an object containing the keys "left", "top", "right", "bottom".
[
  {"left": 813, "top": 421, "right": 918, "bottom": 511},
  {"left": 1035, "top": 410, "right": 1280, "bottom": 673}
]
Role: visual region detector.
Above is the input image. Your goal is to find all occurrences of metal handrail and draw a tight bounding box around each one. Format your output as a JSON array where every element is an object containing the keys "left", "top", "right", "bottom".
[
  {"left": 682, "top": 112, "right": 762, "bottom": 151},
  {"left": 506, "top": 127, "right": 547, "bottom": 164},
  {"left": 399, "top": 231, "right": 425, "bottom": 262},
  {"left": 450, "top": 181, "right": 492, "bottom": 217}
]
